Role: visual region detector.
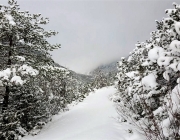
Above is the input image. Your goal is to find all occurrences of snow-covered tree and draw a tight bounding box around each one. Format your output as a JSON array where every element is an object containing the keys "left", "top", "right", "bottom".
[
  {"left": 0, "top": 0, "right": 60, "bottom": 111},
  {"left": 114, "top": 2, "right": 180, "bottom": 140},
  {"left": 93, "top": 70, "right": 109, "bottom": 89},
  {"left": 0, "top": 0, "right": 67, "bottom": 139}
]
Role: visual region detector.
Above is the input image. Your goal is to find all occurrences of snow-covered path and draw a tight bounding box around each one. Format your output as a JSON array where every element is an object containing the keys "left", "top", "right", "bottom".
[{"left": 23, "top": 86, "right": 142, "bottom": 140}]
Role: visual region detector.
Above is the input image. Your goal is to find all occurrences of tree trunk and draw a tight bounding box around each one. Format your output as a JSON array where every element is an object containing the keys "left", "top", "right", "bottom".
[
  {"left": 2, "top": 86, "right": 10, "bottom": 112},
  {"left": 2, "top": 38, "right": 12, "bottom": 112}
]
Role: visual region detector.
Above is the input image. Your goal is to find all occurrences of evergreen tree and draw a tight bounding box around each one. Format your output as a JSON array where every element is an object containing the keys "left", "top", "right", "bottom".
[
  {"left": 0, "top": 0, "right": 67, "bottom": 139},
  {"left": 93, "top": 70, "right": 109, "bottom": 89},
  {"left": 114, "top": 2, "right": 180, "bottom": 140},
  {"left": 0, "top": 0, "right": 60, "bottom": 111}
]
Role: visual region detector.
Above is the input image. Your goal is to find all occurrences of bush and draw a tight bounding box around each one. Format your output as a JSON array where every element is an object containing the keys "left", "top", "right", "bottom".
[{"left": 115, "top": 2, "right": 180, "bottom": 140}]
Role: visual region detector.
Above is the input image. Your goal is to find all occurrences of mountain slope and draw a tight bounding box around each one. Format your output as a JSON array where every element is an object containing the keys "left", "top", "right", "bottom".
[
  {"left": 55, "top": 63, "right": 93, "bottom": 84},
  {"left": 90, "top": 61, "right": 118, "bottom": 76}
]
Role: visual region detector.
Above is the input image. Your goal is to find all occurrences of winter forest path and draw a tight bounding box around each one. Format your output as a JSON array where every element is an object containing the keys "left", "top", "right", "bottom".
[{"left": 22, "top": 86, "right": 140, "bottom": 140}]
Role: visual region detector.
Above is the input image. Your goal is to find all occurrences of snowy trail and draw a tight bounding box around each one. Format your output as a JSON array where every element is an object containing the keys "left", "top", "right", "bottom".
[{"left": 22, "top": 86, "right": 141, "bottom": 140}]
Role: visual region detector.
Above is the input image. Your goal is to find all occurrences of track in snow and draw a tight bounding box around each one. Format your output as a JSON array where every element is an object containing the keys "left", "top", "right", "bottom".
[{"left": 22, "top": 86, "right": 142, "bottom": 140}]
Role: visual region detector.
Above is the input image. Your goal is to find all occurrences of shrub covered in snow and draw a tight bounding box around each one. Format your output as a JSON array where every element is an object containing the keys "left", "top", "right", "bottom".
[{"left": 115, "top": 2, "right": 180, "bottom": 140}]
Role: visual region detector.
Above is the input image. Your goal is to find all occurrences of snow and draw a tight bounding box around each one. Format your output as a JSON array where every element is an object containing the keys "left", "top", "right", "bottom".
[
  {"left": 142, "top": 73, "right": 158, "bottom": 89},
  {"left": 163, "top": 71, "right": 170, "bottom": 81},
  {"left": 41, "top": 65, "right": 67, "bottom": 73},
  {"left": 141, "top": 60, "right": 151, "bottom": 66},
  {"left": 18, "top": 65, "right": 38, "bottom": 76},
  {"left": 125, "top": 71, "right": 139, "bottom": 79},
  {"left": 127, "top": 56, "right": 133, "bottom": 62},
  {"left": 10, "top": 76, "right": 23, "bottom": 85},
  {"left": 157, "top": 56, "right": 173, "bottom": 67},
  {"left": 171, "top": 84, "right": 180, "bottom": 107},
  {"left": 121, "top": 57, "right": 125, "bottom": 60},
  {"left": 161, "top": 118, "right": 171, "bottom": 137},
  {"left": 148, "top": 46, "right": 164, "bottom": 62},
  {"left": 15, "top": 56, "right": 25, "bottom": 61},
  {"left": 19, "top": 39, "right": 25, "bottom": 44},
  {"left": 153, "top": 106, "right": 164, "bottom": 116},
  {"left": 175, "top": 22, "right": 180, "bottom": 35},
  {"left": 167, "top": 62, "right": 178, "bottom": 72},
  {"left": 169, "top": 40, "right": 180, "bottom": 52},
  {"left": 4, "top": 14, "right": 16, "bottom": 26},
  {"left": 0, "top": 65, "right": 38, "bottom": 86},
  {"left": 165, "top": 9, "right": 177, "bottom": 17},
  {"left": 0, "top": 68, "right": 11, "bottom": 79},
  {"left": 22, "top": 86, "right": 143, "bottom": 140},
  {"left": 177, "top": 78, "right": 180, "bottom": 84}
]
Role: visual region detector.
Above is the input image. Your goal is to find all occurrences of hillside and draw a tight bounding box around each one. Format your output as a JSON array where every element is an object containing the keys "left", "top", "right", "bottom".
[
  {"left": 90, "top": 61, "right": 118, "bottom": 76},
  {"left": 55, "top": 63, "right": 93, "bottom": 84}
]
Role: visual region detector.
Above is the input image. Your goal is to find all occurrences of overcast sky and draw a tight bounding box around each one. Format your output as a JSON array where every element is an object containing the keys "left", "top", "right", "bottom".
[{"left": 1, "top": 0, "right": 179, "bottom": 74}]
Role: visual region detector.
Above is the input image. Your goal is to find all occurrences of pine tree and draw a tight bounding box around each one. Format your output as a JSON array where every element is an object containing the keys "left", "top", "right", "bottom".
[
  {"left": 115, "top": 3, "right": 180, "bottom": 140},
  {"left": 0, "top": 0, "right": 64, "bottom": 139},
  {"left": 93, "top": 70, "right": 109, "bottom": 89},
  {"left": 0, "top": 0, "right": 60, "bottom": 111}
]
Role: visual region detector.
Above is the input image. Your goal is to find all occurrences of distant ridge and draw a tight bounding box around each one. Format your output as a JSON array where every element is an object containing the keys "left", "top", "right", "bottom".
[
  {"left": 90, "top": 61, "right": 118, "bottom": 76},
  {"left": 55, "top": 63, "right": 93, "bottom": 84}
]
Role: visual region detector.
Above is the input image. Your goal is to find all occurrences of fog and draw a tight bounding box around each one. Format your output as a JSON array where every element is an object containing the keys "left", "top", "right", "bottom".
[{"left": 1, "top": 0, "right": 179, "bottom": 74}]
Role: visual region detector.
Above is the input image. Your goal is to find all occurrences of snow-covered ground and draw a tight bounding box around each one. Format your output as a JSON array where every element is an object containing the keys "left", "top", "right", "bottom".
[{"left": 22, "top": 86, "right": 143, "bottom": 140}]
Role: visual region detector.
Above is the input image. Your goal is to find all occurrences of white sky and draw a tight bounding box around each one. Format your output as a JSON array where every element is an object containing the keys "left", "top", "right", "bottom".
[{"left": 1, "top": 0, "right": 179, "bottom": 74}]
